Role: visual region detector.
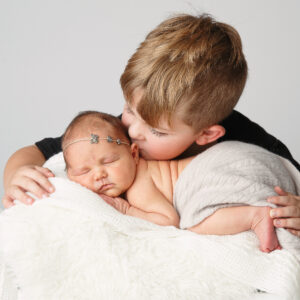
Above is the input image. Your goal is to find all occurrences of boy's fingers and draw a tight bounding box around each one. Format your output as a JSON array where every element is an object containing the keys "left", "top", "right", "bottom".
[
  {"left": 274, "top": 186, "right": 289, "bottom": 196},
  {"left": 287, "top": 229, "right": 300, "bottom": 237},
  {"left": 20, "top": 178, "right": 49, "bottom": 199},
  {"left": 267, "top": 195, "right": 299, "bottom": 207},
  {"left": 273, "top": 218, "right": 300, "bottom": 230},
  {"left": 270, "top": 206, "right": 300, "bottom": 218},
  {"left": 34, "top": 166, "right": 54, "bottom": 177},
  {"left": 8, "top": 186, "right": 35, "bottom": 205},
  {"left": 2, "top": 195, "right": 15, "bottom": 208},
  {"left": 25, "top": 169, "right": 55, "bottom": 193}
]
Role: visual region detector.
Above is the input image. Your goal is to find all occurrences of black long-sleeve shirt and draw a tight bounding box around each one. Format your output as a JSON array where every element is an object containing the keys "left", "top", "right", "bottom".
[{"left": 35, "top": 110, "right": 300, "bottom": 172}]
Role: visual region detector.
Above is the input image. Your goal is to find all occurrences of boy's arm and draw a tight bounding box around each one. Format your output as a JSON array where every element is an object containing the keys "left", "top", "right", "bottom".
[{"left": 2, "top": 145, "right": 54, "bottom": 208}]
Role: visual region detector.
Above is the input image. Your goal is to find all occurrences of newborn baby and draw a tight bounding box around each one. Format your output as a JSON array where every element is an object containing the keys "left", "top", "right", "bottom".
[{"left": 62, "top": 110, "right": 281, "bottom": 253}]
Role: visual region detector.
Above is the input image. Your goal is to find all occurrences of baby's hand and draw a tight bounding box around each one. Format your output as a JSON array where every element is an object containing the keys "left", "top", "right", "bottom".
[
  {"left": 267, "top": 186, "right": 300, "bottom": 237},
  {"left": 100, "top": 194, "right": 130, "bottom": 215},
  {"left": 2, "top": 165, "right": 55, "bottom": 208}
]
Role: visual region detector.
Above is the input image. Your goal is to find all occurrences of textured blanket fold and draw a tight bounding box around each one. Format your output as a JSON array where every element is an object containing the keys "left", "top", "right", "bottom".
[
  {"left": 174, "top": 141, "right": 300, "bottom": 260},
  {"left": 0, "top": 149, "right": 300, "bottom": 299}
]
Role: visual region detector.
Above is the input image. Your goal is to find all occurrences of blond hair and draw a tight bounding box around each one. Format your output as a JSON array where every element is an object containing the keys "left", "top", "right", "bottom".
[{"left": 120, "top": 14, "right": 248, "bottom": 131}]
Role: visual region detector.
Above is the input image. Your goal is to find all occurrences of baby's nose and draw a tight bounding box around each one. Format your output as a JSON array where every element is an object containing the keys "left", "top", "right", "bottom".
[{"left": 94, "top": 167, "right": 107, "bottom": 181}]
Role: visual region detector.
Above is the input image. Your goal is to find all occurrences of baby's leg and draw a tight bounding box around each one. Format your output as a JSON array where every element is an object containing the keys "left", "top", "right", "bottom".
[{"left": 188, "top": 206, "right": 281, "bottom": 253}]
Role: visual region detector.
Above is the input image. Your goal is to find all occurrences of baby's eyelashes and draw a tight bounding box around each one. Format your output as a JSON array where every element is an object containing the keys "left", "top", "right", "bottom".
[{"left": 69, "top": 168, "right": 90, "bottom": 176}]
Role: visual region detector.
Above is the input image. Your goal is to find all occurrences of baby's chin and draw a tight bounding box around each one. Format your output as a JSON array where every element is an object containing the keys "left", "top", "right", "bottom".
[{"left": 97, "top": 188, "right": 124, "bottom": 198}]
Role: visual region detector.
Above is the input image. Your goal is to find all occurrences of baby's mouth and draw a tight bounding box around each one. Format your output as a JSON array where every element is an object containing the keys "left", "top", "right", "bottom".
[{"left": 97, "top": 183, "right": 114, "bottom": 193}]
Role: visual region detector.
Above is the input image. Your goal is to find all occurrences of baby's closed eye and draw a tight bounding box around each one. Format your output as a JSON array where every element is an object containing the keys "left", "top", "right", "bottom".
[{"left": 69, "top": 168, "right": 90, "bottom": 176}]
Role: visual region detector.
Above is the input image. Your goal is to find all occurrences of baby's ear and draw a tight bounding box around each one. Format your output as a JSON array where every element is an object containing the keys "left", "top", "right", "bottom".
[
  {"left": 194, "top": 125, "right": 225, "bottom": 146},
  {"left": 130, "top": 143, "right": 139, "bottom": 164}
]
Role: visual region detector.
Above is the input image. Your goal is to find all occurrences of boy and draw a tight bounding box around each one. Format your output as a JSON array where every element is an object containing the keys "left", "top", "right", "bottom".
[
  {"left": 62, "top": 110, "right": 283, "bottom": 253},
  {"left": 3, "top": 14, "right": 300, "bottom": 235}
]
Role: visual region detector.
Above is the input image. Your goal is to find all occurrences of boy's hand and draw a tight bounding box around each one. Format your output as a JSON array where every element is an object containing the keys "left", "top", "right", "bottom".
[
  {"left": 2, "top": 165, "right": 55, "bottom": 208},
  {"left": 100, "top": 194, "right": 130, "bottom": 215},
  {"left": 267, "top": 186, "right": 300, "bottom": 237}
]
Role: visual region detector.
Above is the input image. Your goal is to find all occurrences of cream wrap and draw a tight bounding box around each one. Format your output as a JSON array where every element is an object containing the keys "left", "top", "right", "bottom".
[{"left": 174, "top": 141, "right": 300, "bottom": 259}]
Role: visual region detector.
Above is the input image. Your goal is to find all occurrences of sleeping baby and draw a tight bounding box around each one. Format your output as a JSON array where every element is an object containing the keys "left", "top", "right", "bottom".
[{"left": 62, "top": 110, "right": 284, "bottom": 253}]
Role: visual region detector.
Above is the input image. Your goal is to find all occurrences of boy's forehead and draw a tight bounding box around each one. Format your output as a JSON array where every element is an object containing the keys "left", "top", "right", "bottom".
[{"left": 127, "top": 100, "right": 184, "bottom": 133}]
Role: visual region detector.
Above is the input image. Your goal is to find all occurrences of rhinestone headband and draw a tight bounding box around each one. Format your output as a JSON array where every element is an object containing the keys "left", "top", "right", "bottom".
[{"left": 63, "top": 133, "right": 130, "bottom": 151}]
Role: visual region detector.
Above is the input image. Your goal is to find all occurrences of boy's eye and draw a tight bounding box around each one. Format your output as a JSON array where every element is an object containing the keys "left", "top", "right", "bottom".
[
  {"left": 150, "top": 128, "right": 167, "bottom": 137},
  {"left": 125, "top": 104, "right": 134, "bottom": 115}
]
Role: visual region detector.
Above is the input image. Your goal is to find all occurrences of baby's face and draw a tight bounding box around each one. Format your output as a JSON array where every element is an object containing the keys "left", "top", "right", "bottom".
[{"left": 65, "top": 132, "right": 138, "bottom": 197}]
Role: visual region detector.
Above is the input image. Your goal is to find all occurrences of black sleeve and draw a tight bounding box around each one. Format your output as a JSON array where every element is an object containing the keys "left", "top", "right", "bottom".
[
  {"left": 35, "top": 136, "right": 63, "bottom": 160},
  {"left": 219, "top": 110, "right": 300, "bottom": 172}
]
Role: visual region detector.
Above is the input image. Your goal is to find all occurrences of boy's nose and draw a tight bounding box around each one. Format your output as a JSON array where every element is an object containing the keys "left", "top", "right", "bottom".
[{"left": 128, "top": 121, "right": 144, "bottom": 140}]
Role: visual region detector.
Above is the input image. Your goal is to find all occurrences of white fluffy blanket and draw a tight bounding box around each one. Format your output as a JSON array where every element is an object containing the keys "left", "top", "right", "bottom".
[{"left": 0, "top": 150, "right": 300, "bottom": 300}]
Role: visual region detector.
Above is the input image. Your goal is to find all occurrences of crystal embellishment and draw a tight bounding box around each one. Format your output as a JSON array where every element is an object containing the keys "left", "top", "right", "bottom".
[{"left": 90, "top": 134, "right": 99, "bottom": 144}]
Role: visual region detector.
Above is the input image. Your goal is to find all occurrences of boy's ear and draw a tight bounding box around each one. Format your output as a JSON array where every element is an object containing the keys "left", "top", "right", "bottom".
[
  {"left": 194, "top": 125, "right": 225, "bottom": 146},
  {"left": 130, "top": 143, "right": 139, "bottom": 164}
]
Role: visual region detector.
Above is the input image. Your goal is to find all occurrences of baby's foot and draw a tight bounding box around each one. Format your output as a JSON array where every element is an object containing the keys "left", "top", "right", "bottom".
[{"left": 251, "top": 207, "right": 282, "bottom": 253}]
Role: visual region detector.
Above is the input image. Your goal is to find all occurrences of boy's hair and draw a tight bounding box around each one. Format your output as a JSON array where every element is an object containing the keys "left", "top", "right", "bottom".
[
  {"left": 120, "top": 14, "right": 248, "bottom": 131},
  {"left": 62, "top": 111, "right": 130, "bottom": 149}
]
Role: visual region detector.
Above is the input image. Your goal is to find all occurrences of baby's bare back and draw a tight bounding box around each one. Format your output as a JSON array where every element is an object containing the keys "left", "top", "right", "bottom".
[{"left": 126, "top": 157, "right": 194, "bottom": 208}]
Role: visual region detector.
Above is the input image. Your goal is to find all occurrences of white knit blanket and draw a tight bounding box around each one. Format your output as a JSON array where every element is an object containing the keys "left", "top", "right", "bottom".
[{"left": 0, "top": 148, "right": 300, "bottom": 300}]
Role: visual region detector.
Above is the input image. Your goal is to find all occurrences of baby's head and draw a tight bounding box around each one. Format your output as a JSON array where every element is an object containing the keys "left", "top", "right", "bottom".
[{"left": 62, "top": 111, "right": 139, "bottom": 197}]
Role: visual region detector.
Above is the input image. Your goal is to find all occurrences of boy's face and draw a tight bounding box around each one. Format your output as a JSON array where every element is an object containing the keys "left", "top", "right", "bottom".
[
  {"left": 65, "top": 131, "right": 138, "bottom": 197},
  {"left": 121, "top": 88, "right": 199, "bottom": 160}
]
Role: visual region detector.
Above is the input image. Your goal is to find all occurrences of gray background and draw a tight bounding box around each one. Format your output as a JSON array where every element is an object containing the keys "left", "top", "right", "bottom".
[{"left": 1, "top": 0, "right": 300, "bottom": 207}]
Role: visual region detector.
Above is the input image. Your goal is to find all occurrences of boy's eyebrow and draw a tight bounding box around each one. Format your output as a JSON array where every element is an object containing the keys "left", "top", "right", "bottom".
[
  {"left": 155, "top": 125, "right": 171, "bottom": 132},
  {"left": 126, "top": 102, "right": 172, "bottom": 132}
]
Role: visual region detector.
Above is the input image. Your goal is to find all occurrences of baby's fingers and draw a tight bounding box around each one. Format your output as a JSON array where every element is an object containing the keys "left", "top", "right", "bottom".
[{"left": 100, "top": 194, "right": 115, "bottom": 206}]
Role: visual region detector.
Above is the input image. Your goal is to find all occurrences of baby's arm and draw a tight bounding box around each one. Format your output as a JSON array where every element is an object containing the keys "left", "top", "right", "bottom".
[
  {"left": 188, "top": 206, "right": 281, "bottom": 253},
  {"left": 103, "top": 160, "right": 179, "bottom": 227},
  {"left": 102, "top": 194, "right": 179, "bottom": 227}
]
